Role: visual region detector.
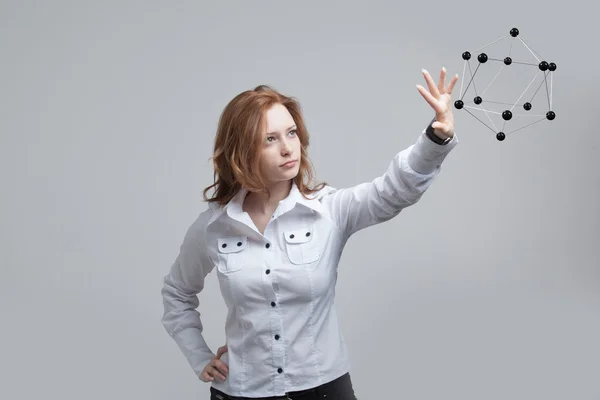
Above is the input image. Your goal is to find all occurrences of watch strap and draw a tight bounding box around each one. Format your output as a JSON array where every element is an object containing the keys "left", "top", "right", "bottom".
[{"left": 425, "top": 119, "right": 451, "bottom": 145}]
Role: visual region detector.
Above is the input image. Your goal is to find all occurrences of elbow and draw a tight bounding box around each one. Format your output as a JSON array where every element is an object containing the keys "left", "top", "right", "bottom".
[{"left": 160, "top": 278, "right": 201, "bottom": 334}]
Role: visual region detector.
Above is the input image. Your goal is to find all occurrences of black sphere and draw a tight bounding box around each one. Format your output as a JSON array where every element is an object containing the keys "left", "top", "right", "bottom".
[
  {"left": 454, "top": 100, "right": 464, "bottom": 109},
  {"left": 478, "top": 53, "right": 488, "bottom": 63},
  {"left": 502, "top": 110, "right": 513, "bottom": 121},
  {"left": 546, "top": 111, "right": 556, "bottom": 120},
  {"left": 523, "top": 102, "right": 532, "bottom": 111},
  {"left": 497, "top": 132, "right": 506, "bottom": 141},
  {"left": 474, "top": 96, "right": 482, "bottom": 105},
  {"left": 539, "top": 61, "right": 549, "bottom": 71},
  {"left": 504, "top": 57, "right": 512, "bottom": 65},
  {"left": 510, "top": 28, "right": 519, "bottom": 37},
  {"left": 462, "top": 51, "right": 471, "bottom": 60},
  {"left": 549, "top": 62, "right": 557, "bottom": 71}
]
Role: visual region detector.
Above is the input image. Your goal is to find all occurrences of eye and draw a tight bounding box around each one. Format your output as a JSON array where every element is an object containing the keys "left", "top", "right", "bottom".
[
  {"left": 288, "top": 129, "right": 297, "bottom": 136},
  {"left": 266, "top": 136, "right": 276, "bottom": 143}
]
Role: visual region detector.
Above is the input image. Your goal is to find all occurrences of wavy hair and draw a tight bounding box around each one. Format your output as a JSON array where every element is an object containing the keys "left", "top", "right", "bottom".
[{"left": 202, "top": 85, "right": 326, "bottom": 206}]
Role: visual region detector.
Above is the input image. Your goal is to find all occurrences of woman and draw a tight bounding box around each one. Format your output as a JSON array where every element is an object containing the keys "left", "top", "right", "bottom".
[{"left": 161, "top": 67, "right": 459, "bottom": 399}]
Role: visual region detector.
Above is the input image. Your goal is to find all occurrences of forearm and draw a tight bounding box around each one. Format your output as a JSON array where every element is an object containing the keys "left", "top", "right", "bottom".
[
  {"left": 171, "top": 327, "right": 216, "bottom": 377},
  {"left": 323, "top": 120, "right": 458, "bottom": 237},
  {"left": 161, "top": 276, "right": 215, "bottom": 377}
]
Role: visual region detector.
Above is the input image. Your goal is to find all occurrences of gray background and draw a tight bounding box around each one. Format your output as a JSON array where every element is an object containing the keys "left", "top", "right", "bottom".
[{"left": 1, "top": 1, "right": 598, "bottom": 399}]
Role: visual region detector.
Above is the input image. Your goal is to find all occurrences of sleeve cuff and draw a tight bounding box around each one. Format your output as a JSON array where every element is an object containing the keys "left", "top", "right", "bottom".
[{"left": 407, "top": 129, "right": 459, "bottom": 175}]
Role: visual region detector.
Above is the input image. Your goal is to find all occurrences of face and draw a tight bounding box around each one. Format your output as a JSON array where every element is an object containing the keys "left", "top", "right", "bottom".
[{"left": 257, "top": 103, "right": 301, "bottom": 186}]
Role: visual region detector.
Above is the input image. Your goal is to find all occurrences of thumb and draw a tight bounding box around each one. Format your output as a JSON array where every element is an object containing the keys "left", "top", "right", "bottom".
[
  {"left": 216, "top": 345, "right": 228, "bottom": 358},
  {"left": 431, "top": 121, "right": 445, "bottom": 130}
]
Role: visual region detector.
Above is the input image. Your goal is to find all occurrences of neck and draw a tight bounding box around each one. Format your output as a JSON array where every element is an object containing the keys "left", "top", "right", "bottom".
[{"left": 244, "top": 180, "right": 293, "bottom": 215}]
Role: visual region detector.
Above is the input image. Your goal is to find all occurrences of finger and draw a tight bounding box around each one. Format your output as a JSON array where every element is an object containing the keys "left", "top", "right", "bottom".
[
  {"left": 212, "top": 359, "right": 229, "bottom": 374},
  {"left": 210, "top": 365, "right": 227, "bottom": 381},
  {"left": 201, "top": 371, "right": 214, "bottom": 382},
  {"left": 422, "top": 69, "right": 440, "bottom": 98},
  {"left": 438, "top": 67, "right": 446, "bottom": 94},
  {"left": 204, "top": 364, "right": 225, "bottom": 381},
  {"left": 416, "top": 84, "right": 442, "bottom": 114},
  {"left": 447, "top": 74, "right": 459, "bottom": 94}
]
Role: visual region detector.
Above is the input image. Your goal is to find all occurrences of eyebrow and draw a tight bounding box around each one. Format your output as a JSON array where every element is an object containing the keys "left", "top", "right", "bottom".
[{"left": 266, "top": 125, "right": 296, "bottom": 136}]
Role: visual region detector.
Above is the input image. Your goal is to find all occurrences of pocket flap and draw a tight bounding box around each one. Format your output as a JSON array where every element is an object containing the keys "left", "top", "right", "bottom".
[
  {"left": 283, "top": 226, "right": 314, "bottom": 244},
  {"left": 217, "top": 236, "right": 247, "bottom": 253}
]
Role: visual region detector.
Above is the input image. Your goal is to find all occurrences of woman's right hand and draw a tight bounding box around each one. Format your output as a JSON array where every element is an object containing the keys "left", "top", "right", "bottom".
[{"left": 200, "top": 345, "right": 229, "bottom": 382}]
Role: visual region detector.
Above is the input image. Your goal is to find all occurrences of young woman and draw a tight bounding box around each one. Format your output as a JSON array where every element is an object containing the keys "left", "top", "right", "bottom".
[{"left": 161, "top": 67, "right": 459, "bottom": 399}]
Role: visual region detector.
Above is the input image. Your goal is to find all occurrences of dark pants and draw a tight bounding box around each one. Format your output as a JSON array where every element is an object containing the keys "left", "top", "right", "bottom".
[{"left": 209, "top": 372, "right": 358, "bottom": 400}]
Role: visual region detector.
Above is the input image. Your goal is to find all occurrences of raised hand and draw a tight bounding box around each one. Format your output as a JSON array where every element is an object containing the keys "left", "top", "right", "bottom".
[
  {"left": 200, "top": 344, "right": 229, "bottom": 382},
  {"left": 416, "top": 67, "right": 459, "bottom": 140}
]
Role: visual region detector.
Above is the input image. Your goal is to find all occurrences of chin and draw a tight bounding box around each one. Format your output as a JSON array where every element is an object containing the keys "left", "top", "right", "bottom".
[
  {"left": 274, "top": 170, "right": 299, "bottom": 182},
  {"left": 282, "top": 172, "right": 299, "bottom": 181}
]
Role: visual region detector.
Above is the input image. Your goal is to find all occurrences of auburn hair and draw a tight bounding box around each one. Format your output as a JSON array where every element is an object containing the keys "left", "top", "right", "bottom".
[{"left": 202, "top": 85, "right": 326, "bottom": 206}]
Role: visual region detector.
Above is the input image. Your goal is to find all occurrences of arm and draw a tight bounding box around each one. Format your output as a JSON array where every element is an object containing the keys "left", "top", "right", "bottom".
[
  {"left": 322, "top": 123, "right": 458, "bottom": 237},
  {"left": 161, "top": 212, "right": 216, "bottom": 378},
  {"left": 321, "top": 67, "right": 459, "bottom": 238}
]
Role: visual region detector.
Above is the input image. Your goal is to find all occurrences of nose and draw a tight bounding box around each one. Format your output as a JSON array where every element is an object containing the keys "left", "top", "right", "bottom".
[{"left": 280, "top": 137, "right": 292, "bottom": 155}]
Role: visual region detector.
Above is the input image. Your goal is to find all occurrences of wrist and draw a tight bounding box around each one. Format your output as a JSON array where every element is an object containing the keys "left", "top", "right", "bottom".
[{"left": 425, "top": 118, "right": 451, "bottom": 145}]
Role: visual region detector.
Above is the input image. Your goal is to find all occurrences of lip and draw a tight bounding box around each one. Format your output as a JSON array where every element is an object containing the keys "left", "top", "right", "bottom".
[{"left": 281, "top": 160, "right": 297, "bottom": 167}]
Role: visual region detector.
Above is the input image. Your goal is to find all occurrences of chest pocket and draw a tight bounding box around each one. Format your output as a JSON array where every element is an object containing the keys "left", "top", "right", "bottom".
[
  {"left": 216, "top": 235, "right": 248, "bottom": 273},
  {"left": 283, "top": 225, "right": 320, "bottom": 265}
]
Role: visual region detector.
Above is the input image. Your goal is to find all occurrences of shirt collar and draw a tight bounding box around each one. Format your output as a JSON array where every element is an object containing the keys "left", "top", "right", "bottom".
[{"left": 207, "top": 181, "right": 327, "bottom": 227}]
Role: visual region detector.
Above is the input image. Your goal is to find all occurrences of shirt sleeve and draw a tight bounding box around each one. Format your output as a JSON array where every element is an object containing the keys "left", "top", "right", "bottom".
[
  {"left": 161, "top": 212, "right": 216, "bottom": 378},
  {"left": 320, "top": 124, "right": 459, "bottom": 238}
]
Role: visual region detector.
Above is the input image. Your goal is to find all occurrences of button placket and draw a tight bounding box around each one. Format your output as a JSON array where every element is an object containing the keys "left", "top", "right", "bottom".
[
  {"left": 261, "top": 233, "right": 285, "bottom": 384},
  {"left": 268, "top": 298, "right": 285, "bottom": 383}
]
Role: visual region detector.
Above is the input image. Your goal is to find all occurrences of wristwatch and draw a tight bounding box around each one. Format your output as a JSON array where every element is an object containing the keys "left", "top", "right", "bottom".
[{"left": 425, "top": 119, "right": 452, "bottom": 145}]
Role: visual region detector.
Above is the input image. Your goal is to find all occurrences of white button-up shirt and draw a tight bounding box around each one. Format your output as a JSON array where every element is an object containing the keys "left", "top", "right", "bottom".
[{"left": 161, "top": 129, "right": 458, "bottom": 397}]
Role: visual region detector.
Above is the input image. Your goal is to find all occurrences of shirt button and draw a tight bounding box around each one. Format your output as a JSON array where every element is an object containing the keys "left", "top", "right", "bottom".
[
  {"left": 271, "top": 301, "right": 276, "bottom": 307},
  {"left": 277, "top": 368, "right": 283, "bottom": 373},
  {"left": 275, "top": 334, "right": 280, "bottom": 340},
  {"left": 266, "top": 269, "right": 271, "bottom": 274},
  {"left": 265, "top": 243, "right": 270, "bottom": 249}
]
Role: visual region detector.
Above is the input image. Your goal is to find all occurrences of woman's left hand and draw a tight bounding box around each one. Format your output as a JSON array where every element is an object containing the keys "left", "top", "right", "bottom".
[{"left": 416, "top": 67, "right": 459, "bottom": 140}]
